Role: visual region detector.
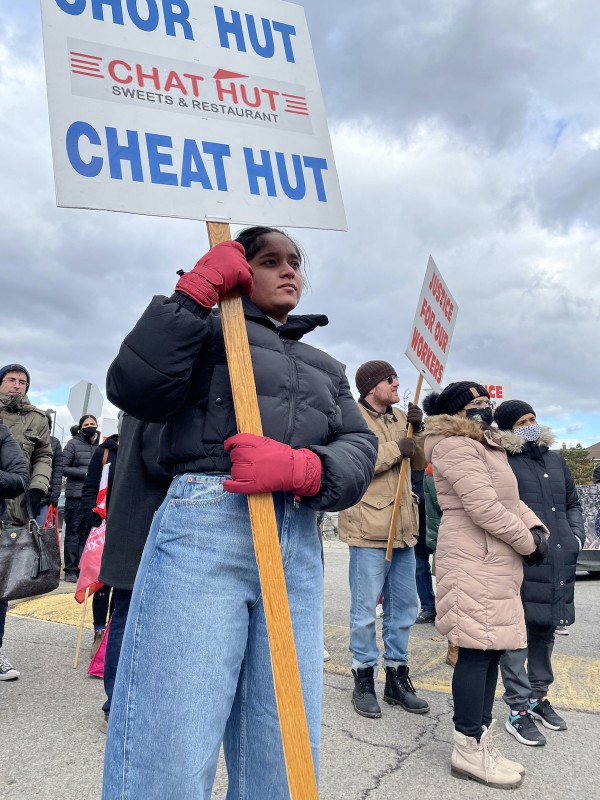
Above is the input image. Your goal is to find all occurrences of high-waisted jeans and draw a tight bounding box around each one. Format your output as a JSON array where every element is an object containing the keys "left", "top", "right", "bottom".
[{"left": 102, "top": 474, "right": 323, "bottom": 800}]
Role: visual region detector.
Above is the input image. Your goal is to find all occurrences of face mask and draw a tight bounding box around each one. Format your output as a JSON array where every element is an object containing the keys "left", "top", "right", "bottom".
[
  {"left": 513, "top": 423, "right": 541, "bottom": 442},
  {"left": 81, "top": 426, "right": 97, "bottom": 439},
  {"left": 466, "top": 407, "right": 493, "bottom": 426}
]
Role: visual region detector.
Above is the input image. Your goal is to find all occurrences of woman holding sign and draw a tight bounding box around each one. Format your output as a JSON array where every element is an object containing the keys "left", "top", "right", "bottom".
[
  {"left": 423, "top": 381, "right": 548, "bottom": 789},
  {"left": 102, "top": 226, "right": 377, "bottom": 799}
]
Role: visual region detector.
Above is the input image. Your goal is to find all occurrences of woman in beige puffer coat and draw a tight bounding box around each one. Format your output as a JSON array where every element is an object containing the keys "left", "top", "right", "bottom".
[{"left": 423, "top": 380, "right": 549, "bottom": 789}]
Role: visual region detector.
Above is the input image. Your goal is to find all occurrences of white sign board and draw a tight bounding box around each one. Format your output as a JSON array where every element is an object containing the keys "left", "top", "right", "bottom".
[
  {"left": 68, "top": 380, "right": 104, "bottom": 421},
  {"left": 405, "top": 256, "right": 458, "bottom": 390},
  {"left": 40, "top": 0, "right": 346, "bottom": 230}
]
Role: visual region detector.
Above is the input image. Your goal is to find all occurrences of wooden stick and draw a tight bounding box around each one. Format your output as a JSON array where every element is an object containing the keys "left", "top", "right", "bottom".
[
  {"left": 207, "top": 222, "right": 318, "bottom": 800},
  {"left": 385, "top": 374, "right": 424, "bottom": 561},
  {"left": 73, "top": 587, "right": 89, "bottom": 669}
]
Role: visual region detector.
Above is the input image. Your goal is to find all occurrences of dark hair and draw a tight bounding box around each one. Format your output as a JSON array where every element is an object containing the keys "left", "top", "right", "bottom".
[
  {"left": 78, "top": 414, "right": 98, "bottom": 429},
  {"left": 234, "top": 227, "right": 309, "bottom": 290},
  {"left": 70, "top": 424, "right": 79, "bottom": 437}
]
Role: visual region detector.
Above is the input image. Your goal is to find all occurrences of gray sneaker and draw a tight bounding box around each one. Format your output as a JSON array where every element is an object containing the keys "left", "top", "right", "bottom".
[{"left": 0, "top": 652, "right": 20, "bottom": 681}]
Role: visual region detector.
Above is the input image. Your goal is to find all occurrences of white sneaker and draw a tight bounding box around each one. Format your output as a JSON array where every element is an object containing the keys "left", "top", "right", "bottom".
[
  {"left": 376, "top": 604, "right": 383, "bottom": 618},
  {"left": 0, "top": 652, "right": 20, "bottom": 681},
  {"left": 555, "top": 626, "right": 569, "bottom": 635},
  {"left": 323, "top": 647, "right": 331, "bottom": 662}
]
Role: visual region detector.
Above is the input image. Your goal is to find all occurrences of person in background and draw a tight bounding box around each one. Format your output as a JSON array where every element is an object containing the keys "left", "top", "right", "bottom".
[
  {"left": 97, "top": 414, "right": 172, "bottom": 732},
  {"left": 102, "top": 227, "right": 377, "bottom": 797},
  {"left": 0, "top": 424, "right": 30, "bottom": 680},
  {"left": 495, "top": 400, "right": 585, "bottom": 746},
  {"left": 37, "top": 411, "right": 63, "bottom": 527},
  {"left": 424, "top": 381, "right": 548, "bottom": 789},
  {"left": 423, "top": 463, "right": 457, "bottom": 667},
  {"left": 61, "top": 415, "right": 100, "bottom": 582},
  {"left": 0, "top": 364, "right": 52, "bottom": 525},
  {"left": 338, "top": 361, "right": 429, "bottom": 719},
  {"left": 411, "top": 468, "right": 436, "bottom": 624},
  {"left": 80, "top": 429, "right": 119, "bottom": 659}
]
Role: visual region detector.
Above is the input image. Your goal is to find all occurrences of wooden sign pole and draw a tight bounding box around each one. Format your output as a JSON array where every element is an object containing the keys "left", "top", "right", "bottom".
[
  {"left": 385, "top": 373, "right": 424, "bottom": 562},
  {"left": 207, "top": 222, "right": 318, "bottom": 800}
]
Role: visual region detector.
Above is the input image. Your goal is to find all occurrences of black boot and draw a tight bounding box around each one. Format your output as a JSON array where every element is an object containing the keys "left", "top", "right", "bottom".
[
  {"left": 383, "top": 665, "right": 429, "bottom": 714},
  {"left": 352, "top": 667, "right": 382, "bottom": 718}
]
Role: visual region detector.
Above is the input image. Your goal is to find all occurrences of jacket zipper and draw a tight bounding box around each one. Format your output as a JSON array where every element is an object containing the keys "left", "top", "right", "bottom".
[{"left": 281, "top": 338, "right": 298, "bottom": 446}]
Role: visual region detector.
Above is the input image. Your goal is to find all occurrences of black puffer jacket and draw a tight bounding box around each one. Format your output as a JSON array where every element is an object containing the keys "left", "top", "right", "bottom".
[
  {"left": 99, "top": 416, "right": 171, "bottom": 589},
  {"left": 62, "top": 432, "right": 99, "bottom": 498},
  {"left": 42, "top": 436, "right": 63, "bottom": 507},
  {"left": 500, "top": 427, "right": 585, "bottom": 627},
  {"left": 107, "top": 294, "right": 378, "bottom": 512},
  {"left": 81, "top": 435, "right": 119, "bottom": 525},
  {"left": 0, "top": 423, "right": 29, "bottom": 501}
]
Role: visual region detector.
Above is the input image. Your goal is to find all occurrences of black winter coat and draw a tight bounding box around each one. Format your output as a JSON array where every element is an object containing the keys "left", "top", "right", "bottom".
[
  {"left": 500, "top": 427, "right": 585, "bottom": 627},
  {"left": 99, "top": 415, "right": 171, "bottom": 589},
  {"left": 42, "top": 436, "right": 63, "bottom": 507},
  {"left": 0, "top": 423, "right": 29, "bottom": 502},
  {"left": 62, "top": 432, "right": 99, "bottom": 498},
  {"left": 81, "top": 435, "right": 119, "bottom": 529},
  {"left": 106, "top": 294, "right": 378, "bottom": 513}
]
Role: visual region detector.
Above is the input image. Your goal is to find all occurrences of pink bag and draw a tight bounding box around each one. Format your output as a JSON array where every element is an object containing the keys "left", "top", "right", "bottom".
[{"left": 88, "top": 620, "right": 110, "bottom": 678}]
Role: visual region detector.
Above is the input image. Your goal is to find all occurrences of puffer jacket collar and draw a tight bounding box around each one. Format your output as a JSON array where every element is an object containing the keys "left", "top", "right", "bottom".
[
  {"left": 240, "top": 297, "right": 328, "bottom": 341},
  {"left": 424, "top": 413, "right": 502, "bottom": 447},
  {"left": 498, "top": 426, "right": 555, "bottom": 455}
]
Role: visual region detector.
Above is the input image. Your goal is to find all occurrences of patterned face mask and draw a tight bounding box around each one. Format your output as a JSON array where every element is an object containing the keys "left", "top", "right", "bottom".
[{"left": 513, "top": 423, "right": 541, "bottom": 442}]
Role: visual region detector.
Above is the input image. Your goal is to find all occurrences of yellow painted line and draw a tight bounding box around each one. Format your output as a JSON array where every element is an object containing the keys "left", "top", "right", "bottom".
[
  {"left": 10, "top": 595, "right": 600, "bottom": 712},
  {"left": 8, "top": 592, "right": 94, "bottom": 628},
  {"left": 324, "top": 623, "right": 600, "bottom": 712}
]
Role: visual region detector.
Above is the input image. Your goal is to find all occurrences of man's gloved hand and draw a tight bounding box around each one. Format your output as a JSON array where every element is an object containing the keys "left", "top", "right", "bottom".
[
  {"left": 50, "top": 497, "right": 60, "bottom": 509},
  {"left": 406, "top": 402, "right": 424, "bottom": 431},
  {"left": 524, "top": 526, "right": 549, "bottom": 566},
  {"left": 223, "top": 433, "right": 322, "bottom": 497},
  {"left": 175, "top": 241, "right": 254, "bottom": 309},
  {"left": 397, "top": 437, "right": 416, "bottom": 459},
  {"left": 25, "top": 488, "right": 45, "bottom": 519}
]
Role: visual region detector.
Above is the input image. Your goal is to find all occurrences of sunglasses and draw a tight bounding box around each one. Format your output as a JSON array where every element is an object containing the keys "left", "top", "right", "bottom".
[{"left": 384, "top": 375, "right": 398, "bottom": 384}]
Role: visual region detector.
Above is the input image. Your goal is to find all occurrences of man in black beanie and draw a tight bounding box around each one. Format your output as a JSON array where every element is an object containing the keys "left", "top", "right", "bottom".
[{"left": 338, "top": 360, "right": 430, "bottom": 718}]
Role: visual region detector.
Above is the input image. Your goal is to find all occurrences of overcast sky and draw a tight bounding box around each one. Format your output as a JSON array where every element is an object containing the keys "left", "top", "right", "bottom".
[{"left": 1, "top": 1, "right": 598, "bottom": 448}]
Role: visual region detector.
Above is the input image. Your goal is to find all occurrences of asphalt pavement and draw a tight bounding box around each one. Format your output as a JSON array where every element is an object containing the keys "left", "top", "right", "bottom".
[{"left": 1, "top": 541, "right": 599, "bottom": 799}]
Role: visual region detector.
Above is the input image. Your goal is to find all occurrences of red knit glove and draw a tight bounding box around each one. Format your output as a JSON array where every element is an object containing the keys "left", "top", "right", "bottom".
[
  {"left": 176, "top": 241, "right": 253, "bottom": 308},
  {"left": 223, "top": 433, "right": 322, "bottom": 496}
]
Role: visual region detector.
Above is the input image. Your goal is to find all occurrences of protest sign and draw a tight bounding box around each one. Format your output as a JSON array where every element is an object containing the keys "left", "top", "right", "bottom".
[
  {"left": 405, "top": 256, "right": 458, "bottom": 390},
  {"left": 40, "top": 0, "right": 346, "bottom": 229},
  {"left": 386, "top": 256, "right": 459, "bottom": 559}
]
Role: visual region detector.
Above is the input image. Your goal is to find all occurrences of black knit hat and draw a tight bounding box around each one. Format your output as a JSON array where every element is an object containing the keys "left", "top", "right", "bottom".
[
  {"left": 0, "top": 363, "right": 30, "bottom": 391},
  {"left": 423, "top": 381, "right": 489, "bottom": 417},
  {"left": 355, "top": 360, "right": 396, "bottom": 398},
  {"left": 494, "top": 400, "right": 535, "bottom": 431}
]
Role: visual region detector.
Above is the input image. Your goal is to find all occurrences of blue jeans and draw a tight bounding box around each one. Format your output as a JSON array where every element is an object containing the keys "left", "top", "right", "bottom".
[
  {"left": 102, "top": 588, "right": 132, "bottom": 716},
  {"left": 102, "top": 474, "right": 323, "bottom": 800},
  {"left": 349, "top": 545, "right": 418, "bottom": 670},
  {"left": 415, "top": 551, "right": 435, "bottom": 613}
]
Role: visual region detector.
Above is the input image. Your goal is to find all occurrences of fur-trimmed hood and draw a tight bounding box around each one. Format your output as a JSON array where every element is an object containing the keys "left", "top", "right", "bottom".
[
  {"left": 424, "top": 414, "right": 491, "bottom": 443},
  {"left": 498, "top": 426, "right": 555, "bottom": 455}
]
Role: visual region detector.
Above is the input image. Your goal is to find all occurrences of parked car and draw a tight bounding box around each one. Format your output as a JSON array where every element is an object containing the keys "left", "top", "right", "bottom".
[{"left": 576, "top": 484, "right": 600, "bottom": 575}]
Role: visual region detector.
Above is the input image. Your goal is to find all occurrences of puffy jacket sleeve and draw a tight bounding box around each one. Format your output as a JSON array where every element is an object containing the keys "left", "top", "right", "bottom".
[
  {"left": 563, "top": 461, "right": 585, "bottom": 546},
  {"left": 304, "top": 377, "right": 378, "bottom": 513},
  {"left": 431, "top": 437, "right": 537, "bottom": 556},
  {"left": 48, "top": 438, "right": 63, "bottom": 505},
  {"left": 0, "top": 426, "right": 29, "bottom": 499},
  {"left": 29, "top": 418, "right": 52, "bottom": 495},
  {"left": 423, "top": 473, "right": 442, "bottom": 550},
  {"left": 106, "top": 293, "right": 212, "bottom": 423},
  {"left": 61, "top": 440, "right": 87, "bottom": 480}
]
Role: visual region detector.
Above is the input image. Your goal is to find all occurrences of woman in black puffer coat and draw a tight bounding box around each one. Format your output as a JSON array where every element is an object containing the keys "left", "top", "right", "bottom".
[
  {"left": 495, "top": 400, "right": 584, "bottom": 746},
  {"left": 102, "top": 226, "right": 378, "bottom": 800},
  {"left": 61, "top": 415, "right": 99, "bottom": 580}
]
